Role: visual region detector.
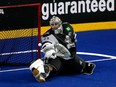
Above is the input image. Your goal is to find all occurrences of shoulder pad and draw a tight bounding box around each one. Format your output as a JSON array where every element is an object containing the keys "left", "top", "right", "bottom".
[
  {"left": 62, "top": 22, "right": 73, "bottom": 32},
  {"left": 62, "top": 22, "right": 70, "bottom": 25},
  {"left": 43, "top": 29, "right": 52, "bottom": 37}
]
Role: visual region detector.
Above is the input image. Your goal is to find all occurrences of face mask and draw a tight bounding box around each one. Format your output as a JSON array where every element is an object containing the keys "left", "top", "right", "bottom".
[{"left": 54, "top": 25, "right": 63, "bottom": 34}]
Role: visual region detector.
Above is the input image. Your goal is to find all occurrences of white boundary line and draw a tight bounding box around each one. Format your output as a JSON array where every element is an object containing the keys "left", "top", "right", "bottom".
[
  {"left": 0, "top": 68, "right": 29, "bottom": 73},
  {"left": 77, "top": 52, "right": 116, "bottom": 59},
  {"left": 0, "top": 50, "right": 38, "bottom": 56},
  {"left": 0, "top": 51, "right": 116, "bottom": 73},
  {"left": 77, "top": 52, "right": 116, "bottom": 62},
  {"left": 86, "top": 58, "right": 115, "bottom": 62}
]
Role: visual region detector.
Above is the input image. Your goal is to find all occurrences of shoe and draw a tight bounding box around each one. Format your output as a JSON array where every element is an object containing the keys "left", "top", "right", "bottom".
[
  {"left": 82, "top": 62, "right": 96, "bottom": 75},
  {"left": 32, "top": 64, "right": 51, "bottom": 82}
]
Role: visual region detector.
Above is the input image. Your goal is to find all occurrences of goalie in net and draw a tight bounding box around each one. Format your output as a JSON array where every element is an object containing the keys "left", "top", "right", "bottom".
[{"left": 30, "top": 16, "right": 96, "bottom": 82}]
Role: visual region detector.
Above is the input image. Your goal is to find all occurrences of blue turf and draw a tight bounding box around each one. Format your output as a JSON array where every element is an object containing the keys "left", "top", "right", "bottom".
[
  {"left": 0, "top": 29, "right": 116, "bottom": 87},
  {"left": 77, "top": 29, "right": 116, "bottom": 56}
]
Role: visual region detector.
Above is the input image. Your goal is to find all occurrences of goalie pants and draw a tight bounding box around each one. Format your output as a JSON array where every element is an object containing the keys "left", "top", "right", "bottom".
[{"left": 45, "top": 54, "right": 86, "bottom": 75}]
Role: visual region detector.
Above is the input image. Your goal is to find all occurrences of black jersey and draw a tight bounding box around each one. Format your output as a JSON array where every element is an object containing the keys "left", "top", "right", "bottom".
[{"left": 41, "top": 22, "right": 77, "bottom": 57}]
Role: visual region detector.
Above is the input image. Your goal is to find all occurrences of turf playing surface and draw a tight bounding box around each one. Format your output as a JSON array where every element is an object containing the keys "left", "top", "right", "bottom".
[{"left": 0, "top": 29, "right": 116, "bottom": 87}]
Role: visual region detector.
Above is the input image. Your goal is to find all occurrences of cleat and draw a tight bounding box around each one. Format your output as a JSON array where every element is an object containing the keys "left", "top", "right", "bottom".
[{"left": 83, "top": 62, "right": 96, "bottom": 75}]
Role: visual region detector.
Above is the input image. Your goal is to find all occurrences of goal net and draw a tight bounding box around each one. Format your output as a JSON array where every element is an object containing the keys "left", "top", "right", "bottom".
[{"left": 0, "top": 3, "right": 41, "bottom": 66}]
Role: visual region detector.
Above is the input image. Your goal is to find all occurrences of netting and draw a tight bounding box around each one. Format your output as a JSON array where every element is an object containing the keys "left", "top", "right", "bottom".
[{"left": 0, "top": 4, "right": 40, "bottom": 66}]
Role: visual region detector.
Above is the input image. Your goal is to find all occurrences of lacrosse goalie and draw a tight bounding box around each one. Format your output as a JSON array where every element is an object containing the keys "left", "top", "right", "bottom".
[{"left": 30, "top": 16, "right": 96, "bottom": 82}]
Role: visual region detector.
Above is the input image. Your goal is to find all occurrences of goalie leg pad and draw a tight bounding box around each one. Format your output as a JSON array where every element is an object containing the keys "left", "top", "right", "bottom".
[
  {"left": 30, "top": 59, "right": 45, "bottom": 74},
  {"left": 29, "top": 59, "right": 50, "bottom": 82}
]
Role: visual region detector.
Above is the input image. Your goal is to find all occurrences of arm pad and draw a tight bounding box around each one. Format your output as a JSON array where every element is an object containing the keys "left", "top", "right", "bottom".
[{"left": 55, "top": 43, "right": 71, "bottom": 58}]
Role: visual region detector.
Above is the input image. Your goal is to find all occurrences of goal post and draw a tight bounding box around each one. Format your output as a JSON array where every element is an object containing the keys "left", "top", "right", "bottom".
[{"left": 0, "top": 3, "right": 41, "bottom": 66}]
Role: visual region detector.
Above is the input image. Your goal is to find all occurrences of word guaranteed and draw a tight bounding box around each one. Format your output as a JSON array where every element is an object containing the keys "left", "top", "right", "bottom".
[{"left": 42, "top": 0, "right": 115, "bottom": 20}]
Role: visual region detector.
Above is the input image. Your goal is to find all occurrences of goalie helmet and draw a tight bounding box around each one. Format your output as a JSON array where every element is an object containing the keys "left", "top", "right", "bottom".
[
  {"left": 49, "top": 16, "right": 63, "bottom": 34},
  {"left": 49, "top": 16, "right": 62, "bottom": 26}
]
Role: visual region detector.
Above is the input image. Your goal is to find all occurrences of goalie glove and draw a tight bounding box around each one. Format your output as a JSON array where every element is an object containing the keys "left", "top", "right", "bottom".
[
  {"left": 41, "top": 42, "right": 57, "bottom": 59},
  {"left": 44, "top": 49, "right": 56, "bottom": 59}
]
